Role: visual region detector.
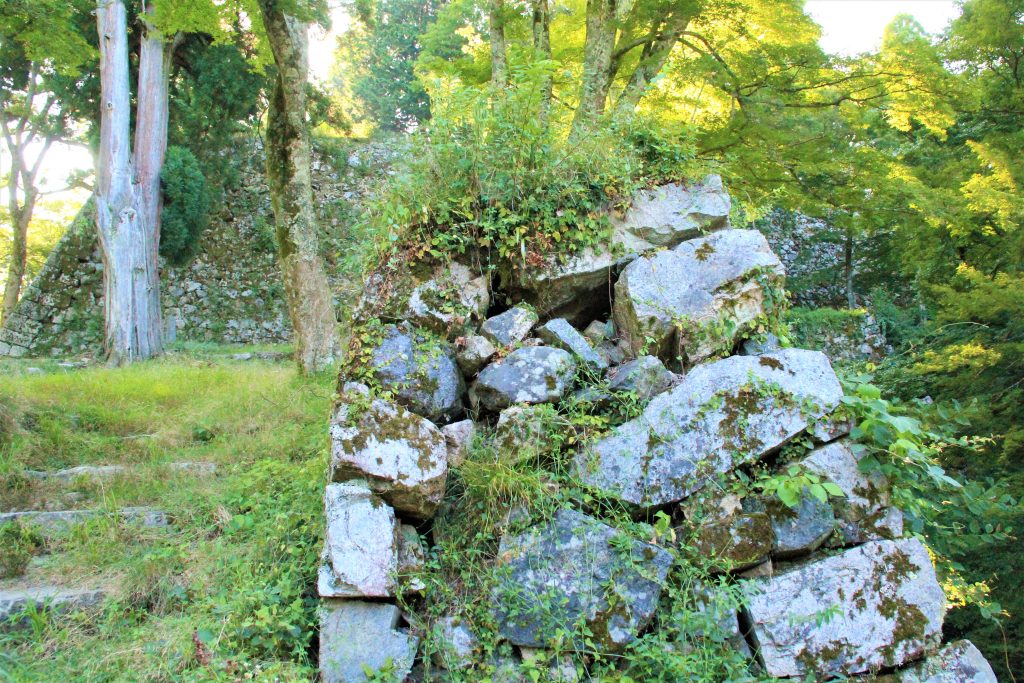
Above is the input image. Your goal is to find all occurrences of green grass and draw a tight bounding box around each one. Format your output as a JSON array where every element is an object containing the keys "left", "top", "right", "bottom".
[{"left": 0, "top": 350, "right": 334, "bottom": 682}]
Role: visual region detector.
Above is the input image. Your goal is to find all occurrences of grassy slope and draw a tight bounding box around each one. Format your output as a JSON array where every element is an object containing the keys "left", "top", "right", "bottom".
[{"left": 0, "top": 349, "right": 333, "bottom": 682}]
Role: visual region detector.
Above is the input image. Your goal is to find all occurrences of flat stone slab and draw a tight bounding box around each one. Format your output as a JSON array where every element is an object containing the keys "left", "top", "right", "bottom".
[
  {"left": 471, "top": 346, "right": 577, "bottom": 412},
  {"left": 610, "top": 175, "right": 731, "bottom": 252},
  {"left": 744, "top": 538, "right": 946, "bottom": 678},
  {"left": 481, "top": 306, "right": 538, "bottom": 347},
  {"left": 24, "top": 461, "right": 216, "bottom": 482},
  {"left": 330, "top": 383, "right": 448, "bottom": 519},
  {"left": 0, "top": 507, "right": 168, "bottom": 532},
  {"left": 320, "top": 600, "right": 418, "bottom": 683},
  {"left": 885, "top": 640, "right": 997, "bottom": 682},
  {"left": 0, "top": 586, "right": 107, "bottom": 628},
  {"left": 493, "top": 508, "right": 673, "bottom": 650},
  {"left": 318, "top": 482, "right": 398, "bottom": 598},
  {"left": 573, "top": 349, "right": 843, "bottom": 509},
  {"left": 613, "top": 228, "right": 784, "bottom": 367},
  {"left": 536, "top": 318, "right": 607, "bottom": 372}
]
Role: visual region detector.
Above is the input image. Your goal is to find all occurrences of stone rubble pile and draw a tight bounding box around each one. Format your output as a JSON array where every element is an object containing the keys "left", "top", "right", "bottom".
[{"left": 319, "top": 177, "right": 997, "bottom": 682}]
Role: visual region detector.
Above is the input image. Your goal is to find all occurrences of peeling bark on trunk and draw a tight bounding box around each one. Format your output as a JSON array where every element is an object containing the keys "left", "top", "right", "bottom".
[
  {"left": 573, "top": 0, "right": 618, "bottom": 132},
  {"left": 95, "top": 0, "right": 163, "bottom": 364},
  {"left": 490, "top": 0, "right": 509, "bottom": 87},
  {"left": 258, "top": 3, "right": 340, "bottom": 374},
  {"left": 1, "top": 156, "right": 36, "bottom": 322}
]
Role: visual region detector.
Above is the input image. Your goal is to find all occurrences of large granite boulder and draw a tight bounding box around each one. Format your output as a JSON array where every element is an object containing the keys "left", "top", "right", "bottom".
[
  {"left": 368, "top": 324, "right": 465, "bottom": 423},
  {"left": 493, "top": 509, "right": 673, "bottom": 650},
  {"left": 471, "top": 347, "right": 577, "bottom": 412},
  {"left": 610, "top": 175, "right": 731, "bottom": 252},
  {"left": 573, "top": 349, "right": 843, "bottom": 509},
  {"left": 330, "top": 384, "right": 448, "bottom": 519},
  {"left": 744, "top": 538, "right": 946, "bottom": 678},
  {"left": 318, "top": 482, "right": 398, "bottom": 598},
  {"left": 320, "top": 601, "right": 419, "bottom": 683},
  {"left": 514, "top": 177, "right": 731, "bottom": 320},
  {"left": 536, "top": 318, "right": 608, "bottom": 372},
  {"left": 613, "top": 229, "right": 784, "bottom": 367},
  {"left": 885, "top": 640, "right": 997, "bottom": 683}
]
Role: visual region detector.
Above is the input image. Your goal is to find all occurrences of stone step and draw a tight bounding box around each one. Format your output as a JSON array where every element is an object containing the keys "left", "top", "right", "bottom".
[
  {"left": 0, "top": 507, "right": 169, "bottom": 532},
  {"left": 23, "top": 461, "right": 216, "bottom": 483},
  {"left": 0, "top": 586, "right": 107, "bottom": 629}
]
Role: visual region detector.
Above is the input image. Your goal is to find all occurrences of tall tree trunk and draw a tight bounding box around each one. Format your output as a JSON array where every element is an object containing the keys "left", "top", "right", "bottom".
[
  {"left": 95, "top": 0, "right": 163, "bottom": 364},
  {"left": 258, "top": 3, "right": 340, "bottom": 373},
  {"left": 614, "top": 10, "right": 694, "bottom": 112},
  {"left": 573, "top": 0, "right": 618, "bottom": 131},
  {"left": 490, "top": 0, "right": 509, "bottom": 87},
  {"left": 532, "top": 0, "right": 553, "bottom": 119},
  {"left": 1, "top": 149, "right": 35, "bottom": 321},
  {"left": 844, "top": 226, "right": 856, "bottom": 309}
]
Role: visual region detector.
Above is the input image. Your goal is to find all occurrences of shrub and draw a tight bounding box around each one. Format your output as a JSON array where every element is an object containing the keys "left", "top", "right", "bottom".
[
  {"left": 160, "top": 146, "right": 211, "bottom": 265},
  {"left": 0, "top": 522, "right": 43, "bottom": 579}
]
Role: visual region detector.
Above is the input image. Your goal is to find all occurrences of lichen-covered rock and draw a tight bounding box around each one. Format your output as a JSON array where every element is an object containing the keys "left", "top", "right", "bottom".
[
  {"left": 514, "top": 178, "right": 731, "bottom": 320},
  {"left": 611, "top": 175, "right": 731, "bottom": 252},
  {"left": 741, "top": 332, "right": 782, "bottom": 356},
  {"left": 369, "top": 324, "right": 465, "bottom": 423},
  {"left": 406, "top": 262, "right": 490, "bottom": 334},
  {"left": 318, "top": 482, "right": 398, "bottom": 598},
  {"left": 441, "top": 419, "right": 475, "bottom": 468},
  {"left": 744, "top": 538, "right": 946, "bottom": 678},
  {"left": 320, "top": 600, "right": 419, "bottom": 683},
  {"left": 471, "top": 347, "right": 576, "bottom": 412},
  {"left": 833, "top": 506, "right": 905, "bottom": 546},
  {"left": 493, "top": 509, "right": 673, "bottom": 650},
  {"left": 691, "top": 507, "right": 774, "bottom": 572},
  {"left": 885, "top": 640, "right": 997, "bottom": 683},
  {"left": 481, "top": 307, "right": 539, "bottom": 347},
  {"left": 536, "top": 318, "right": 608, "bottom": 372},
  {"left": 573, "top": 349, "right": 843, "bottom": 509},
  {"left": 607, "top": 355, "right": 674, "bottom": 401},
  {"left": 494, "top": 404, "right": 559, "bottom": 462},
  {"left": 330, "top": 384, "right": 448, "bottom": 519},
  {"left": 760, "top": 494, "right": 836, "bottom": 559},
  {"left": 397, "top": 523, "right": 427, "bottom": 594},
  {"left": 613, "top": 229, "right": 784, "bottom": 367},
  {"left": 456, "top": 334, "right": 496, "bottom": 377},
  {"left": 432, "top": 616, "right": 478, "bottom": 670},
  {"left": 583, "top": 320, "right": 612, "bottom": 344}
]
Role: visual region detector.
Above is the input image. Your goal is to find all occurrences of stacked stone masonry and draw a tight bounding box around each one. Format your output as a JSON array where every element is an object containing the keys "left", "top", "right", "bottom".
[{"left": 318, "top": 176, "right": 996, "bottom": 681}]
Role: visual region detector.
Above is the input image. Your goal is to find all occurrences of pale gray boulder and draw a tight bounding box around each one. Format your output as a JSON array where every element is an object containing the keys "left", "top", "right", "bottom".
[
  {"left": 744, "top": 538, "right": 946, "bottom": 678},
  {"left": 432, "top": 616, "right": 478, "bottom": 670},
  {"left": 758, "top": 494, "right": 836, "bottom": 559},
  {"left": 886, "top": 640, "right": 997, "bottom": 683},
  {"left": 471, "top": 347, "right": 576, "bottom": 412},
  {"left": 481, "top": 307, "right": 539, "bottom": 347},
  {"left": 613, "top": 229, "right": 784, "bottom": 367},
  {"left": 456, "top": 334, "right": 497, "bottom": 377},
  {"left": 573, "top": 349, "right": 843, "bottom": 509},
  {"left": 318, "top": 482, "right": 398, "bottom": 598},
  {"left": 515, "top": 178, "right": 731, "bottom": 319},
  {"left": 320, "top": 600, "right": 419, "bottom": 683},
  {"left": 493, "top": 404, "right": 559, "bottom": 463},
  {"left": 406, "top": 262, "right": 490, "bottom": 334},
  {"left": 493, "top": 509, "right": 672, "bottom": 650},
  {"left": 583, "top": 320, "right": 612, "bottom": 344},
  {"left": 0, "top": 586, "right": 107, "bottom": 628},
  {"left": 369, "top": 324, "right": 465, "bottom": 423},
  {"left": 536, "top": 318, "right": 608, "bottom": 372},
  {"left": 441, "top": 419, "right": 475, "bottom": 468},
  {"left": 330, "top": 384, "right": 448, "bottom": 519},
  {"left": 397, "top": 523, "right": 427, "bottom": 594},
  {"left": 611, "top": 175, "right": 731, "bottom": 252},
  {"left": 607, "top": 355, "right": 674, "bottom": 401}
]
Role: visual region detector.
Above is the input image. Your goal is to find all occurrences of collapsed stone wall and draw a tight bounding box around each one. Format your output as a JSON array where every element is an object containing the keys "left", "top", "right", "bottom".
[
  {"left": 0, "top": 140, "right": 394, "bottom": 358},
  {"left": 317, "top": 179, "right": 997, "bottom": 681}
]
